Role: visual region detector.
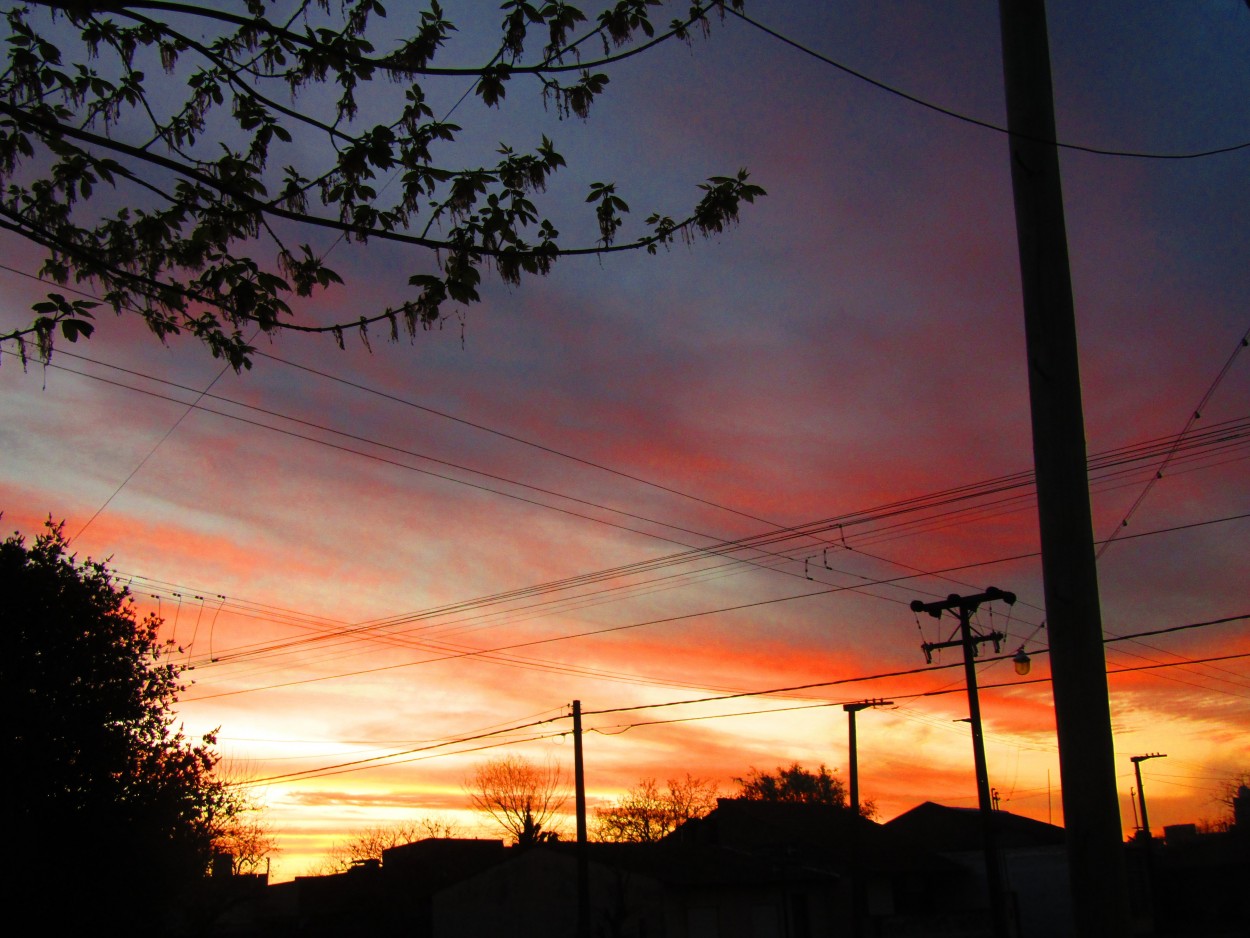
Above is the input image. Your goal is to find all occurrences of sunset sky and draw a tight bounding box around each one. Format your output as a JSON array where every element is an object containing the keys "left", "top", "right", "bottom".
[{"left": 2, "top": 1, "right": 1247, "bottom": 880}]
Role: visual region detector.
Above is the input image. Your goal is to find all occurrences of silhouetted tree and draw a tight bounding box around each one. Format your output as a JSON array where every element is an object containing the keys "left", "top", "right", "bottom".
[
  {"left": 3, "top": 519, "right": 237, "bottom": 928},
  {"left": 734, "top": 762, "right": 875, "bottom": 816},
  {"left": 594, "top": 773, "right": 719, "bottom": 842},
  {"left": 213, "top": 810, "right": 279, "bottom": 876},
  {"left": 468, "top": 754, "right": 567, "bottom": 846},
  {"left": 205, "top": 761, "right": 279, "bottom": 875},
  {"left": 0, "top": 1, "right": 762, "bottom": 370}
]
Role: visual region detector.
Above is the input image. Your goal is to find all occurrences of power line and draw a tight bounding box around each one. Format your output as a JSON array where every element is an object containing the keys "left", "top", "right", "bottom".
[
  {"left": 196, "top": 428, "right": 1245, "bottom": 667},
  {"left": 178, "top": 509, "right": 1248, "bottom": 694},
  {"left": 31, "top": 350, "right": 1245, "bottom": 698},
  {"left": 243, "top": 710, "right": 571, "bottom": 786},
  {"left": 275, "top": 643, "right": 1250, "bottom": 785},
  {"left": 0, "top": 260, "right": 809, "bottom": 542},
  {"left": 729, "top": 8, "right": 1250, "bottom": 160},
  {"left": 7, "top": 342, "right": 1240, "bottom": 700},
  {"left": 6, "top": 345, "right": 972, "bottom": 629},
  {"left": 240, "top": 617, "right": 1249, "bottom": 785},
  {"left": 254, "top": 348, "right": 783, "bottom": 530},
  {"left": 173, "top": 515, "right": 1250, "bottom": 700},
  {"left": 3, "top": 347, "right": 716, "bottom": 548},
  {"left": 0, "top": 259, "right": 1013, "bottom": 613},
  {"left": 21, "top": 254, "right": 1231, "bottom": 641},
  {"left": 578, "top": 615, "right": 1250, "bottom": 719},
  {"left": 180, "top": 537, "right": 1246, "bottom": 702},
  {"left": 1097, "top": 324, "right": 1250, "bottom": 559},
  {"left": 147, "top": 509, "right": 1246, "bottom": 709},
  {"left": 5, "top": 277, "right": 1247, "bottom": 672}
]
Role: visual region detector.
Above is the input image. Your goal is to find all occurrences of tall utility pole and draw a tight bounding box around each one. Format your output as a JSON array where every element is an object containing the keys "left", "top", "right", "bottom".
[
  {"left": 572, "top": 700, "right": 590, "bottom": 938},
  {"left": 843, "top": 698, "right": 892, "bottom": 816},
  {"left": 912, "top": 588, "right": 1015, "bottom": 938},
  {"left": 1130, "top": 752, "right": 1166, "bottom": 928},
  {"left": 844, "top": 698, "right": 892, "bottom": 938},
  {"left": 1131, "top": 753, "right": 1166, "bottom": 840},
  {"left": 997, "top": 2, "right": 1131, "bottom": 935}
]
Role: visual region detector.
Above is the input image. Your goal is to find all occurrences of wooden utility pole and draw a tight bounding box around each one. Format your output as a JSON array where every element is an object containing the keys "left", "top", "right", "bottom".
[
  {"left": 572, "top": 700, "right": 590, "bottom": 938},
  {"left": 1130, "top": 752, "right": 1166, "bottom": 928},
  {"left": 997, "top": 2, "right": 1131, "bottom": 934},
  {"left": 1131, "top": 753, "right": 1166, "bottom": 841},
  {"left": 843, "top": 698, "right": 892, "bottom": 938},
  {"left": 843, "top": 698, "right": 892, "bottom": 816},
  {"left": 913, "top": 588, "right": 1015, "bottom": 938}
]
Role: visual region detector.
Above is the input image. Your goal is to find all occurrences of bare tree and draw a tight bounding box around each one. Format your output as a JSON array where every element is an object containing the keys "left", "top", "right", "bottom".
[
  {"left": 210, "top": 759, "right": 278, "bottom": 876},
  {"left": 315, "top": 816, "right": 460, "bottom": 874},
  {"left": 213, "top": 812, "right": 278, "bottom": 876},
  {"left": 594, "top": 774, "right": 719, "bottom": 843},
  {"left": 467, "top": 755, "right": 567, "bottom": 846}
]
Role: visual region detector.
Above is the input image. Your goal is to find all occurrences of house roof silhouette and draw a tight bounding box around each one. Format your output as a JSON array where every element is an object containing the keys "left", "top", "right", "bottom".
[
  {"left": 884, "top": 801, "right": 1066, "bottom": 852},
  {"left": 667, "top": 797, "right": 957, "bottom": 874}
]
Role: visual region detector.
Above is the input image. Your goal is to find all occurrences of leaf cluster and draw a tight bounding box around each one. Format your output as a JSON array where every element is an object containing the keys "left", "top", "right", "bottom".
[
  {"left": 0, "top": 1, "right": 758, "bottom": 370},
  {"left": 734, "top": 762, "right": 876, "bottom": 817}
]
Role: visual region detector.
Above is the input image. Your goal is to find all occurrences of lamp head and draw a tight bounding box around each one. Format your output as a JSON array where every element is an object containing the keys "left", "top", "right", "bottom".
[{"left": 1013, "top": 647, "right": 1031, "bottom": 676}]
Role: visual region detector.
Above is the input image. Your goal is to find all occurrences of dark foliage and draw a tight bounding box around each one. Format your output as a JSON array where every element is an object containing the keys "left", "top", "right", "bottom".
[
  {"left": 734, "top": 762, "right": 875, "bottom": 816},
  {"left": 2, "top": 520, "right": 233, "bottom": 929}
]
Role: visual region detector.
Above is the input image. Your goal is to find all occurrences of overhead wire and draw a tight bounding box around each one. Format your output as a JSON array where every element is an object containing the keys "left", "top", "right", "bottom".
[
  {"left": 239, "top": 616, "right": 1250, "bottom": 786},
  {"left": 727, "top": 7, "right": 1250, "bottom": 160},
  {"left": 1, "top": 347, "right": 714, "bottom": 549},
  {"left": 182, "top": 467, "right": 1250, "bottom": 695},
  {"left": 1097, "top": 324, "right": 1250, "bottom": 559},
  {"left": 69, "top": 353, "right": 237, "bottom": 541},
  {"left": 168, "top": 517, "right": 1150, "bottom": 695},
  {"left": 0, "top": 258, "right": 1043, "bottom": 608},
  {"left": 179, "top": 561, "right": 1247, "bottom": 704},
  {"left": 123, "top": 570, "right": 769, "bottom": 698},
  {"left": 5, "top": 310, "right": 1246, "bottom": 703},
  {"left": 254, "top": 348, "right": 788, "bottom": 531},
  {"left": 252, "top": 348, "right": 1047, "bottom": 606},
  {"left": 177, "top": 511, "right": 1249, "bottom": 700},
  {"left": 28, "top": 334, "right": 1239, "bottom": 698},
  {"left": 4, "top": 277, "right": 1247, "bottom": 692},
  {"left": 4, "top": 344, "right": 967, "bottom": 647},
  {"left": 244, "top": 714, "right": 569, "bottom": 786},
  {"left": 2, "top": 341, "right": 1023, "bottom": 668},
  {"left": 533, "top": 646, "right": 1250, "bottom": 743},
  {"left": 576, "top": 615, "right": 1250, "bottom": 720}
]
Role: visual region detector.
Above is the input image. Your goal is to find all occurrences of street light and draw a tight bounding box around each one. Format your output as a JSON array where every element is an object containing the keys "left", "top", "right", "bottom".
[{"left": 1013, "top": 646, "right": 1031, "bottom": 676}]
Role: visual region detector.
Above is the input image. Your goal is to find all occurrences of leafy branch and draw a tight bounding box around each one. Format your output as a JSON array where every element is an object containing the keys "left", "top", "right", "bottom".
[{"left": 1, "top": 1, "right": 757, "bottom": 369}]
